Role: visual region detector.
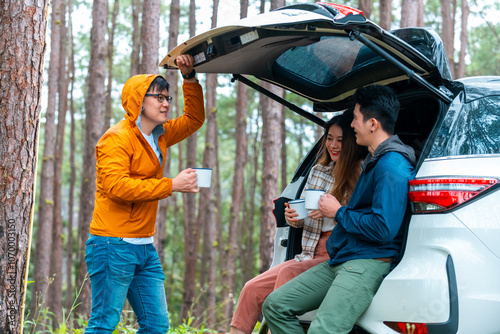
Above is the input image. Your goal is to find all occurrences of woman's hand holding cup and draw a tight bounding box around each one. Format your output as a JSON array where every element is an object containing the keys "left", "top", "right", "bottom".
[{"left": 284, "top": 202, "right": 304, "bottom": 228}]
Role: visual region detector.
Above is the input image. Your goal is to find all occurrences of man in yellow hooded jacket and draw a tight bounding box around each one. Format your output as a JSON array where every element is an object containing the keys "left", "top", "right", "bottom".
[{"left": 84, "top": 54, "right": 204, "bottom": 333}]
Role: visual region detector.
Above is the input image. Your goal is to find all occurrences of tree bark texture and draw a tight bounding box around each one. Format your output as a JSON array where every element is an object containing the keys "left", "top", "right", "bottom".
[
  {"left": 400, "top": 0, "right": 419, "bottom": 27},
  {"left": 221, "top": 79, "right": 248, "bottom": 324},
  {"left": 201, "top": 73, "right": 218, "bottom": 329},
  {"left": 259, "top": 82, "right": 280, "bottom": 273},
  {"left": 200, "top": 4, "right": 219, "bottom": 328},
  {"left": 255, "top": 0, "right": 283, "bottom": 276},
  {"left": 241, "top": 0, "right": 249, "bottom": 18},
  {"left": 417, "top": 0, "right": 424, "bottom": 27},
  {"left": 241, "top": 107, "right": 260, "bottom": 283},
  {"left": 155, "top": 0, "right": 180, "bottom": 266},
  {"left": 181, "top": 139, "right": 199, "bottom": 319},
  {"left": 314, "top": 112, "right": 323, "bottom": 141},
  {"left": 0, "top": 1, "right": 49, "bottom": 332},
  {"left": 221, "top": 0, "right": 248, "bottom": 318},
  {"left": 215, "top": 132, "right": 224, "bottom": 309},
  {"left": 358, "top": 0, "right": 372, "bottom": 19},
  {"left": 189, "top": 0, "right": 196, "bottom": 37},
  {"left": 197, "top": 195, "right": 208, "bottom": 321},
  {"left": 47, "top": 0, "right": 68, "bottom": 326},
  {"left": 181, "top": 0, "right": 199, "bottom": 320},
  {"left": 75, "top": 0, "right": 108, "bottom": 318},
  {"left": 130, "top": 0, "right": 142, "bottom": 76},
  {"left": 379, "top": 0, "right": 392, "bottom": 30},
  {"left": 270, "top": 0, "right": 284, "bottom": 10},
  {"left": 441, "top": 0, "right": 456, "bottom": 76},
  {"left": 104, "top": 0, "right": 119, "bottom": 132},
  {"left": 65, "top": 22, "right": 76, "bottom": 318},
  {"left": 457, "top": 0, "right": 469, "bottom": 78},
  {"left": 280, "top": 98, "right": 287, "bottom": 192},
  {"left": 140, "top": 0, "right": 160, "bottom": 74},
  {"left": 31, "top": 0, "right": 61, "bottom": 322}
]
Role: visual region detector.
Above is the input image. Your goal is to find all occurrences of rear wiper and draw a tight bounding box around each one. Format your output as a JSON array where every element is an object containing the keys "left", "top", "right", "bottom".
[
  {"left": 349, "top": 30, "right": 453, "bottom": 104},
  {"left": 232, "top": 74, "right": 327, "bottom": 127}
]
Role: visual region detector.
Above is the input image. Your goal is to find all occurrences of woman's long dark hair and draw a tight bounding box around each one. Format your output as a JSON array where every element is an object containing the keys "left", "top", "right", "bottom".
[{"left": 316, "top": 110, "right": 366, "bottom": 204}]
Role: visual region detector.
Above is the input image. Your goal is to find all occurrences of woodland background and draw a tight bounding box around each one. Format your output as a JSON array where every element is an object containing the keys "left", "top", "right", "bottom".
[{"left": 0, "top": 0, "right": 499, "bottom": 333}]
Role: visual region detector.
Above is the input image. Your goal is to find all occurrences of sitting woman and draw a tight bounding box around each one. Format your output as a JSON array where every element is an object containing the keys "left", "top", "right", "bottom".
[{"left": 229, "top": 110, "right": 366, "bottom": 334}]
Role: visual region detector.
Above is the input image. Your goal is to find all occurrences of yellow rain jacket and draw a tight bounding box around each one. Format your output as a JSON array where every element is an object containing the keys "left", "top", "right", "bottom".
[{"left": 90, "top": 74, "right": 205, "bottom": 237}]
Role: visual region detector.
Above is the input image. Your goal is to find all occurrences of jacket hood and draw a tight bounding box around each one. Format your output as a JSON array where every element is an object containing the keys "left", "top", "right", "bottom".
[
  {"left": 121, "top": 74, "right": 162, "bottom": 123},
  {"left": 362, "top": 135, "right": 417, "bottom": 170}
]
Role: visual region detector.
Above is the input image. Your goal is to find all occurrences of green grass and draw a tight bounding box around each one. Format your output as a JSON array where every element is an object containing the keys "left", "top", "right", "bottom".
[{"left": 23, "top": 275, "right": 217, "bottom": 334}]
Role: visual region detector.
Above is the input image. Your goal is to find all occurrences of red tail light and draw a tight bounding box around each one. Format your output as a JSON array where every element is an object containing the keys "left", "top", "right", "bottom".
[
  {"left": 318, "top": 3, "right": 365, "bottom": 18},
  {"left": 384, "top": 322, "right": 428, "bottom": 334},
  {"left": 408, "top": 177, "right": 498, "bottom": 213}
]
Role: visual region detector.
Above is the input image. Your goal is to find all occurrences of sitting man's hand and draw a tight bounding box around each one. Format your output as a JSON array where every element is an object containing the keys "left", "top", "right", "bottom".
[{"left": 318, "top": 193, "right": 341, "bottom": 218}]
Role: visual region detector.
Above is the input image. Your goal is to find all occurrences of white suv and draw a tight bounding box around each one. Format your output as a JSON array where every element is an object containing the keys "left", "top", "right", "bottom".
[{"left": 163, "top": 3, "right": 500, "bottom": 333}]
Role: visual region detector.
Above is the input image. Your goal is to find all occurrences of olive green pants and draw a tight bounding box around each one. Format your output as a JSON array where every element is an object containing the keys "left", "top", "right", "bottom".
[{"left": 262, "top": 259, "right": 391, "bottom": 334}]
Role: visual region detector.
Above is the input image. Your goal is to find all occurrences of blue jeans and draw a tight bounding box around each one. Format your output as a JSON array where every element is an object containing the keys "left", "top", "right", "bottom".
[{"left": 84, "top": 235, "right": 169, "bottom": 333}]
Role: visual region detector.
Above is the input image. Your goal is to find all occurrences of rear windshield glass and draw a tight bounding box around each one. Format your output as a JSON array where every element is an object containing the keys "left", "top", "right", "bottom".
[
  {"left": 428, "top": 94, "right": 500, "bottom": 157},
  {"left": 275, "top": 36, "right": 384, "bottom": 86}
]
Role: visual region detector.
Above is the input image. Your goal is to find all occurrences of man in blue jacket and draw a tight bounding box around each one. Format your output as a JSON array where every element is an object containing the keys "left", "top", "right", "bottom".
[{"left": 263, "top": 85, "right": 416, "bottom": 334}]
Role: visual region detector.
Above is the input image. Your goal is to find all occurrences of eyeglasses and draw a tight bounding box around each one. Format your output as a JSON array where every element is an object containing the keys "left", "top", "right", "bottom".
[{"left": 145, "top": 93, "right": 172, "bottom": 103}]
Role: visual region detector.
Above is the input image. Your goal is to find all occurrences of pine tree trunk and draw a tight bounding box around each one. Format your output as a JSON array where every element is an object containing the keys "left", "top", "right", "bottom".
[
  {"left": 181, "top": 0, "right": 200, "bottom": 321},
  {"left": 198, "top": 5, "right": 219, "bottom": 328},
  {"left": 314, "top": 112, "right": 323, "bottom": 141},
  {"left": 297, "top": 117, "right": 305, "bottom": 166},
  {"left": 166, "top": 195, "right": 179, "bottom": 307},
  {"left": 32, "top": 0, "right": 61, "bottom": 322},
  {"left": 141, "top": 0, "right": 160, "bottom": 74},
  {"left": 457, "top": 0, "right": 469, "bottom": 78},
  {"left": 440, "top": 0, "right": 456, "bottom": 76},
  {"left": 280, "top": 101, "right": 287, "bottom": 192},
  {"left": 104, "top": 0, "right": 119, "bottom": 132},
  {"left": 197, "top": 198, "right": 208, "bottom": 322},
  {"left": 379, "top": 0, "right": 392, "bottom": 30},
  {"left": 215, "top": 135, "right": 224, "bottom": 303},
  {"left": 259, "top": 0, "right": 282, "bottom": 271},
  {"left": 65, "top": 15, "right": 76, "bottom": 320},
  {"left": 0, "top": 1, "right": 48, "bottom": 332},
  {"left": 259, "top": 82, "right": 281, "bottom": 273},
  {"left": 401, "top": 0, "right": 419, "bottom": 27},
  {"left": 130, "top": 0, "right": 142, "bottom": 76},
  {"left": 48, "top": 0, "right": 69, "bottom": 326},
  {"left": 155, "top": 0, "right": 180, "bottom": 267},
  {"left": 201, "top": 73, "right": 218, "bottom": 329},
  {"left": 75, "top": 0, "right": 108, "bottom": 318},
  {"left": 221, "top": 67, "right": 248, "bottom": 326},
  {"left": 236, "top": 3, "right": 250, "bottom": 290},
  {"left": 260, "top": 0, "right": 285, "bottom": 275},
  {"left": 417, "top": 0, "right": 424, "bottom": 27},
  {"left": 358, "top": 0, "right": 372, "bottom": 19},
  {"left": 241, "top": 107, "right": 261, "bottom": 282}
]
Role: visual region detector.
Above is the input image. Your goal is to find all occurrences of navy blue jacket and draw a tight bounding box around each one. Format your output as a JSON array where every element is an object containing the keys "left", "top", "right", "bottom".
[{"left": 327, "top": 135, "right": 416, "bottom": 266}]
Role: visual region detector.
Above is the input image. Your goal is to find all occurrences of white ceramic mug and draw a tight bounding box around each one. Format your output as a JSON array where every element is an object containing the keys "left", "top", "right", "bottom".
[
  {"left": 288, "top": 199, "right": 307, "bottom": 219},
  {"left": 193, "top": 168, "right": 212, "bottom": 188},
  {"left": 304, "top": 189, "right": 325, "bottom": 210}
]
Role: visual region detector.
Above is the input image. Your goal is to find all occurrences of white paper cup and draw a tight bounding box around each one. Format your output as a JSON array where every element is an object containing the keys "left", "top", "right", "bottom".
[
  {"left": 193, "top": 168, "right": 212, "bottom": 188},
  {"left": 288, "top": 199, "right": 307, "bottom": 219},
  {"left": 304, "top": 189, "right": 325, "bottom": 210}
]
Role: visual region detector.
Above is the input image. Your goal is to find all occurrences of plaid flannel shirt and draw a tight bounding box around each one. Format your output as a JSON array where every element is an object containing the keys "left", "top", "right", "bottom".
[{"left": 295, "top": 162, "right": 337, "bottom": 261}]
